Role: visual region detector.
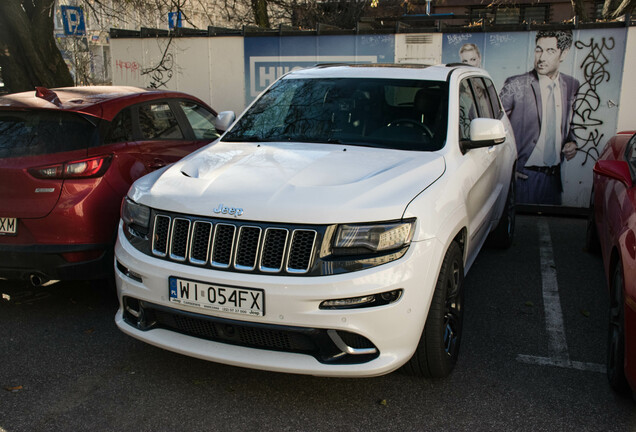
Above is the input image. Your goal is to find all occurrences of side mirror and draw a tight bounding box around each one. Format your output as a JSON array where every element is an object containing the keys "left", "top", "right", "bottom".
[
  {"left": 593, "top": 159, "right": 633, "bottom": 188},
  {"left": 461, "top": 118, "right": 506, "bottom": 153},
  {"left": 215, "top": 111, "right": 236, "bottom": 132}
]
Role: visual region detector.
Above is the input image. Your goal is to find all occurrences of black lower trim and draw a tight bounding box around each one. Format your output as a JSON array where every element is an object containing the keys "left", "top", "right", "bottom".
[
  {"left": 0, "top": 243, "right": 112, "bottom": 281},
  {"left": 122, "top": 297, "right": 379, "bottom": 365}
]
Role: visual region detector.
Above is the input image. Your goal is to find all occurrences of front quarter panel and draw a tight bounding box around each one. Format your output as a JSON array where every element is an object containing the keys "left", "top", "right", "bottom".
[{"left": 403, "top": 158, "right": 467, "bottom": 271}]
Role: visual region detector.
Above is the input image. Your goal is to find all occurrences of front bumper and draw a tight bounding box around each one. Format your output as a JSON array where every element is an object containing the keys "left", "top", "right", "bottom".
[{"left": 114, "top": 222, "right": 444, "bottom": 377}]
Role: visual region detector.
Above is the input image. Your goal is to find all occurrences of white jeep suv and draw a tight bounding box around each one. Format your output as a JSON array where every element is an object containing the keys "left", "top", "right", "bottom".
[{"left": 114, "top": 64, "right": 517, "bottom": 378}]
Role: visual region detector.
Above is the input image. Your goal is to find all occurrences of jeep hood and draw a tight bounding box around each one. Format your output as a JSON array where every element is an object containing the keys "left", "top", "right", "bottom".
[{"left": 129, "top": 141, "right": 445, "bottom": 224}]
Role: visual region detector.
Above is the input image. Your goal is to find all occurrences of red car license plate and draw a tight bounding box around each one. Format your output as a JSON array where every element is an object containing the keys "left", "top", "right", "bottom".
[{"left": 0, "top": 217, "right": 17, "bottom": 235}]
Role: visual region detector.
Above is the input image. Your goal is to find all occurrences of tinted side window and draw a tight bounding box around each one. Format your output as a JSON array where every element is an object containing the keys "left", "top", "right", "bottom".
[
  {"left": 138, "top": 102, "right": 183, "bottom": 140},
  {"left": 459, "top": 80, "right": 477, "bottom": 140},
  {"left": 0, "top": 111, "right": 97, "bottom": 158},
  {"left": 179, "top": 101, "right": 220, "bottom": 140},
  {"left": 484, "top": 78, "right": 503, "bottom": 119},
  {"left": 469, "top": 77, "right": 494, "bottom": 119},
  {"left": 105, "top": 107, "right": 133, "bottom": 144}
]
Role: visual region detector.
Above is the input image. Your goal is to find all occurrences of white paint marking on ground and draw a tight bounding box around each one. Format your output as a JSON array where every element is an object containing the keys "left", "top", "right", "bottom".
[
  {"left": 517, "top": 354, "right": 606, "bottom": 373},
  {"left": 537, "top": 218, "right": 570, "bottom": 361},
  {"left": 516, "top": 219, "right": 605, "bottom": 374}
]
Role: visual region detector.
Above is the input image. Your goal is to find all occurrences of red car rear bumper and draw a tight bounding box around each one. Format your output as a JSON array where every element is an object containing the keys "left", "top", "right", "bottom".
[{"left": 0, "top": 243, "right": 113, "bottom": 283}]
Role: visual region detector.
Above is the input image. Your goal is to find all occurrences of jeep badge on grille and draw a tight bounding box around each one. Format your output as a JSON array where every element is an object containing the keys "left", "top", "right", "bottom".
[{"left": 213, "top": 203, "right": 244, "bottom": 217}]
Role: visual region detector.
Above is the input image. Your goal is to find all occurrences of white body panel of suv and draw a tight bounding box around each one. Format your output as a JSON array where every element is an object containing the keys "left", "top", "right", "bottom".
[{"left": 114, "top": 64, "right": 517, "bottom": 378}]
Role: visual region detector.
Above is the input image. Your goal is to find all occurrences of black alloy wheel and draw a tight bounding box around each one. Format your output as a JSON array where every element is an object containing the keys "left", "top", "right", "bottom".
[
  {"left": 443, "top": 253, "right": 463, "bottom": 359},
  {"left": 403, "top": 241, "right": 464, "bottom": 378}
]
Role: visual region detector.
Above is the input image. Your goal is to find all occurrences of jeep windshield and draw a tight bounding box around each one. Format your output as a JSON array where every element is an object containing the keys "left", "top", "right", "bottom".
[{"left": 222, "top": 78, "right": 448, "bottom": 152}]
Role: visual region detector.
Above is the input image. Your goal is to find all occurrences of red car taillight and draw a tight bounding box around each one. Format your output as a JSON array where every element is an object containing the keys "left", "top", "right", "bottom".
[{"left": 28, "top": 155, "right": 112, "bottom": 179}]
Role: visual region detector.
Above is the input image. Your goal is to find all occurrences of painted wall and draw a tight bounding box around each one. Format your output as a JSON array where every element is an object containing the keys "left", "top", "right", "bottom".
[
  {"left": 110, "top": 36, "right": 245, "bottom": 115},
  {"left": 442, "top": 28, "right": 628, "bottom": 208},
  {"left": 617, "top": 27, "right": 636, "bottom": 133},
  {"left": 110, "top": 26, "right": 634, "bottom": 209},
  {"left": 209, "top": 37, "right": 245, "bottom": 116},
  {"left": 243, "top": 34, "right": 395, "bottom": 106},
  {"left": 394, "top": 33, "right": 443, "bottom": 65}
]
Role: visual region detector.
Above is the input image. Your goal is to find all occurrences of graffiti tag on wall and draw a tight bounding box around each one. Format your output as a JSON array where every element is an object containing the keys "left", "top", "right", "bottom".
[
  {"left": 142, "top": 52, "right": 175, "bottom": 89},
  {"left": 115, "top": 60, "right": 141, "bottom": 79},
  {"left": 445, "top": 33, "right": 473, "bottom": 46},
  {"left": 488, "top": 34, "right": 515, "bottom": 47},
  {"left": 572, "top": 37, "right": 615, "bottom": 165}
]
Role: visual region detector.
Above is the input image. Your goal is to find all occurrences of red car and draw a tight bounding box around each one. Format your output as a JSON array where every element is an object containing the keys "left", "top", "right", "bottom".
[
  {"left": 0, "top": 86, "right": 226, "bottom": 286},
  {"left": 589, "top": 130, "right": 636, "bottom": 396}
]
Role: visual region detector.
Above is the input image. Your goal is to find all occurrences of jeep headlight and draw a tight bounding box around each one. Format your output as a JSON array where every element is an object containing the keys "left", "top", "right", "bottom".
[
  {"left": 332, "top": 220, "right": 415, "bottom": 256},
  {"left": 121, "top": 197, "right": 150, "bottom": 236}
]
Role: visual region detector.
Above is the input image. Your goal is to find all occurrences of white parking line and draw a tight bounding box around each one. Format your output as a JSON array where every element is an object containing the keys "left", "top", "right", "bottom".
[
  {"left": 537, "top": 218, "right": 569, "bottom": 361},
  {"left": 517, "top": 354, "right": 606, "bottom": 373},
  {"left": 516, "top": 218, "right": 606, "bottom": 374}
]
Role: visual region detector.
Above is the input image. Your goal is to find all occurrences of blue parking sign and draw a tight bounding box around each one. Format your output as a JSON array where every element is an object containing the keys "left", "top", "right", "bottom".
[
  {"left": 61, "top": 6, "right": 86, "bottom": 36},
  {"left": 168, "top": 12, "right": 183, "bottom": 30}
]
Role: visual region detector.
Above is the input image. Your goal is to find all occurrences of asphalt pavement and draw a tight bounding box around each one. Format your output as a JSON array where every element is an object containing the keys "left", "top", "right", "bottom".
[{"left": 0, "top": 214, "right": 634, "bottom": 431}]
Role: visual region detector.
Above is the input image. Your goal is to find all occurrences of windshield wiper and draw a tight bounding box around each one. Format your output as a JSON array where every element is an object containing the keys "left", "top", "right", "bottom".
[
  {"left": 222, "top": 135, "right": 267, "bottom": 142},
  {"left": 222, "top": 134, "right": 345, "bottom": 145},
  {"left": 275, "top": 134, "right": 344, "bottom": 144}
]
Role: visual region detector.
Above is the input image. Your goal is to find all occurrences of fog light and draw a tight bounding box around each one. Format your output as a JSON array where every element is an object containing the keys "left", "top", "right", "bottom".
[
  {"left": 321, "top": 295, "right": 376, "bottom": 309},
  {"left": 116, "top": 261, "right": 143, "bottom": 282},
  {"left": 124, "top": 297, "right": 141, "bottom": 318},
  {"left": 123, "top": 297, "right": 154, "bottom": 330},
  {"left": 320, "top": 289, "right": 403, "bottom": 310},
  {"left": 380, "top": 290, "right": 401, "bottom": 302}
]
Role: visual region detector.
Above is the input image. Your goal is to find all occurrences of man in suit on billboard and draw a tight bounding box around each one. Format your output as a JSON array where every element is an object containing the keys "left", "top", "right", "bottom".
[{"left": 500, "top": 30, "right": 579, "bottom": 206}]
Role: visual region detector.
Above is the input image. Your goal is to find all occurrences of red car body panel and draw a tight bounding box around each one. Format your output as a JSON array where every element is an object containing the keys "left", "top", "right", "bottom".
[
  {"left": 593, "top": 130, "right": 636, "bottom": 392},
  {"left": 1, "top": 86, "right": 203, "bottom": 121},
  {"left": 0, "top": 86, "right": 219, "bottom": 282},
  {"left": 0, "top": 153, "right": 69, "bottom": 218}
]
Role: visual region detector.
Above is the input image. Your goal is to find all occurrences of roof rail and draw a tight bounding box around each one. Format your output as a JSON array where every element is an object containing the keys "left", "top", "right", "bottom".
[
  {"left": 314, "top": 63, "right": 351, "bottom": 68},
  {"left": 313, "top": 63, "right": 432, "bottom": 69}
]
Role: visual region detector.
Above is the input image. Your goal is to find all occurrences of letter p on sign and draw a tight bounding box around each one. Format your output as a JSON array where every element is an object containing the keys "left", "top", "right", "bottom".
[{"left": 61, "top": 6, "right": 86, "bottom": 36}]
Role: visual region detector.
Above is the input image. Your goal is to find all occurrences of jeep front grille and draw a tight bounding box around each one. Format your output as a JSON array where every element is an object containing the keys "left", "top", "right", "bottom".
[{"left": 150, "top": 213, "right": 318, "bottom": 274}]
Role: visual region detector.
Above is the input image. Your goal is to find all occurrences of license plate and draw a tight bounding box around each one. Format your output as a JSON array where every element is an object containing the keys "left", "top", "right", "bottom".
[
  {"left": 169, "top": 276, "right": 265, "bottom": 317},
  {"left": 0, "top": 217, "right": 17, "bottom": 235}
]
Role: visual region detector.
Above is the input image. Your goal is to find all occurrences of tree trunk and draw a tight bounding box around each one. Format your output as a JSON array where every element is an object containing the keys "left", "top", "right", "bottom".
[
  {"left": 0, "top": 0, "right": 74, "bottom": 94},
  {"left": 251, "top": 0, "right": 271, "bottom": 28},
  {"left": 571, "top": 0, "right": 589, "bottom": 20}
]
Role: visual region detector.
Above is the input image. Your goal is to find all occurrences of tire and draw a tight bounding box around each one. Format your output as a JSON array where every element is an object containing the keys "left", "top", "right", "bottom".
[
  {"left": 607, "top": 261, "right": 631, "bottom": 395},
  {"left": 487, "top": 173, "right": 515, "bottom": 249},
  {"left": 403, "top": 241, "right": 464, "bottom": 378},
  {"left": 585, "top": 189, "right": 600, "bottom": 254}
]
